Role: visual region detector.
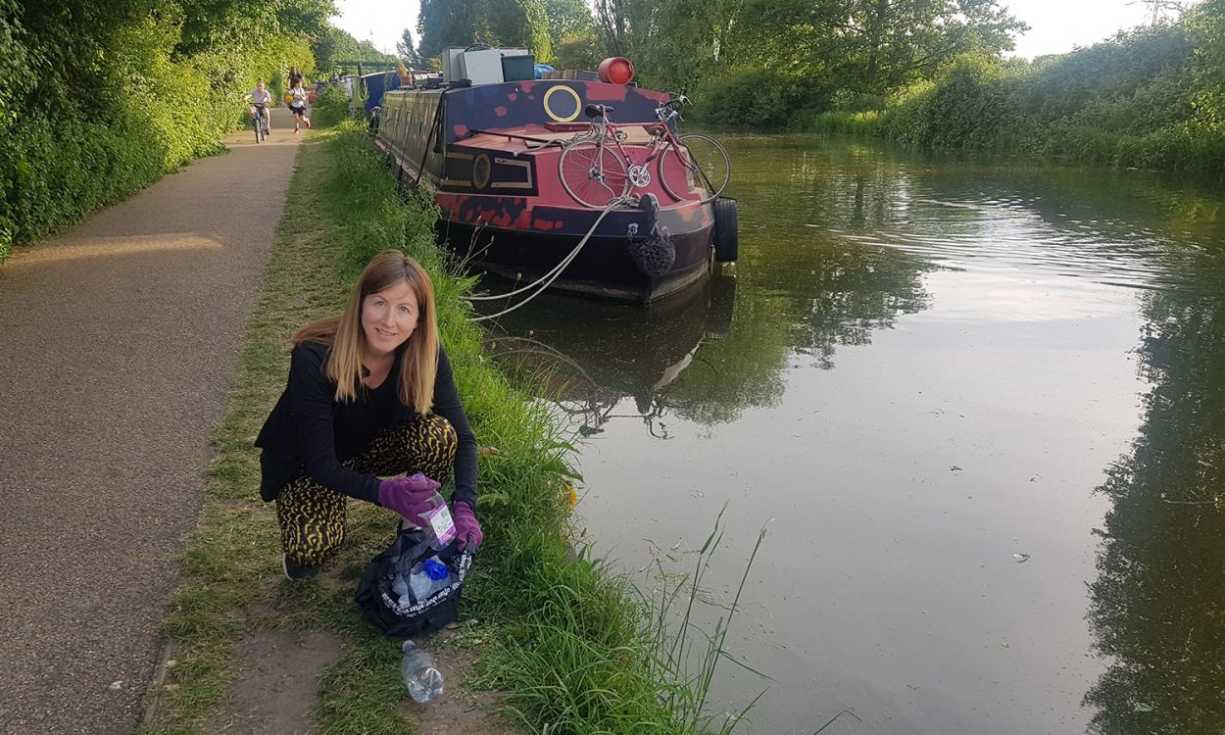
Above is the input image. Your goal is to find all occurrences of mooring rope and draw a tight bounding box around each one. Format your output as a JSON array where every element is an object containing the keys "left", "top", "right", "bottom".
[{"left": 468, "top": 195, "right": 636, "bottom": 322}]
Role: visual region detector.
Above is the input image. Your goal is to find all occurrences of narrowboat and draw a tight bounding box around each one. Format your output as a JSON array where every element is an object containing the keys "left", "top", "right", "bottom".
[{"left": 373, "top": 50, "right": 738, "bottom": 303}]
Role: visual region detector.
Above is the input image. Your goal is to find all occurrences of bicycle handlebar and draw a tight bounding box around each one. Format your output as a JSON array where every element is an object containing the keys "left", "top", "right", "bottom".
[{"left": 654, "top": 96, "right": 690, "bottom": 122}]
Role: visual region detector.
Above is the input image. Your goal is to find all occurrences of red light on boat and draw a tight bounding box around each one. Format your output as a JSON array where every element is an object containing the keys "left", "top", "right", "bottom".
[{"left": 597, "top": 57, "right": 635, "bottom": 85}]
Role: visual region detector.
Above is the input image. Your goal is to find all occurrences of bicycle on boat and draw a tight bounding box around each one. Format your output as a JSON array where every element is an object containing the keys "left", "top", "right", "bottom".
[{"left": 558, "top": 96, "right": 731, "bottom": 209}]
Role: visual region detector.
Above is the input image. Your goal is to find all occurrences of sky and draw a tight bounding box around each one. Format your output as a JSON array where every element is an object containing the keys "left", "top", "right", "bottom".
[{"left": 330, "top": 0, "right": 1164, "bottom": 60}]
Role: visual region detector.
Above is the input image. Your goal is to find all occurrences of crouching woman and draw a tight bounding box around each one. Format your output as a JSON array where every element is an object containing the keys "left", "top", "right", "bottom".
[{"left": 256, "top": 251, "right": 483, "bottom": 580}]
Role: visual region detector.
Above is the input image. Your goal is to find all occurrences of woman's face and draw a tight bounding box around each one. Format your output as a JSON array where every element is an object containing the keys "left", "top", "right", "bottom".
[{"left": 361, "top": 279, "right": 419, "bottom": 357}]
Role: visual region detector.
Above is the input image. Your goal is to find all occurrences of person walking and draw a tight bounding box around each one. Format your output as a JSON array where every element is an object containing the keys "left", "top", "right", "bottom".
[
  {"left": 255, "top": 251, "right": 483, "bottom": 580},
  {"left": 288, "top": 79, "right": 312, "bottom": 133}
]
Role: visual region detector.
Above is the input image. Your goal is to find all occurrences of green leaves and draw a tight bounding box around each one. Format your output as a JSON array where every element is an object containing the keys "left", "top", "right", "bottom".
[
  {"left": 870, "top": 21, "right": 1225, "bottom": 176},
  {"left": 313, "top": 26, "right": 398, "bottom": 76},
  {"left": 1, "top": 0, "right": 326, "bottom": 252},
  {"left": 416, "top": 0, "right": 568, "bottom": 61}
]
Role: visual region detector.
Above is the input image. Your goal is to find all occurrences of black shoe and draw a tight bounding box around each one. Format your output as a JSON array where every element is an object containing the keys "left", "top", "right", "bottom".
[{"left": 282, "top": 553, "right": 319, "bottom": 581}]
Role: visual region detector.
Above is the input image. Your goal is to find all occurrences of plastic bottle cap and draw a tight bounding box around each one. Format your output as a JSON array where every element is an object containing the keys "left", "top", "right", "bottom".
[{"left": 423, "top": 558, "right": 448, "bottom": 581}]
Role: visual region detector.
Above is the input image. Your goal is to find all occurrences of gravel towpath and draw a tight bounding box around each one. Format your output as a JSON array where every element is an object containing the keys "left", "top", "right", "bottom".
[{"left": 0, "top": 109, "right": 302, "bottom": 734}]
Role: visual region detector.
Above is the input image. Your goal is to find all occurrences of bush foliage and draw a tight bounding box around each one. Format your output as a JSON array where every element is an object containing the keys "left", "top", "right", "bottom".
[
  {"left": 786, "top": 3, "right": 1225, "bottom": 176},
  {"left": 310, "top": 84, "right": 351, "bottom": 128},
  {"left": 877, "top": 14, "right": 1225, "bottom": 175},
  {"left": 0, "top": 0, "right": 329, "bottom": 263},
  {"left": 694, "top": 68, "right": 812, "bottom": 129}
]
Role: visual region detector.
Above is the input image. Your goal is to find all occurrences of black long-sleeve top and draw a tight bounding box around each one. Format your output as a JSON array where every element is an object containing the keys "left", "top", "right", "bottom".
[{"left": 255, "top": 341, "right": 477, "bottom": 507}]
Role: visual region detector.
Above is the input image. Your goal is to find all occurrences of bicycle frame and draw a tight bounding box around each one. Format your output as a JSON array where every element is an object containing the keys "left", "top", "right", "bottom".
[
  {"left": 558, "top": 97, "right": 728, "bottom": 207},
  {"left": 580, "top": 106, "right": 681, "bottom": 184}
]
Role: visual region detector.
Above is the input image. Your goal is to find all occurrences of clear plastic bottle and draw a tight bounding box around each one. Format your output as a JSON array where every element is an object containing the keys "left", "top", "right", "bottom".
[
  {"left": 408, "top": 564, "right": 432, "bottom": 602},
  {"left": 401, "top": 640, "right": 444, "bottom": 703},
  {"left": 419, "top": 492, "right": 456, "bottom": 550},
  {"left": 407, "top": 557, "right": 449, "bottom": 602},
  {"left": 392, "top": 572, "right": 410, "bottom": 606}
]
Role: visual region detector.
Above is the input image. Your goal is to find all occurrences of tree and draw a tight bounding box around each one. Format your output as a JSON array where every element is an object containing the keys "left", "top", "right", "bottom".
[
  {"left": 397, "top": 27, "right": 422, "bottom": 66},
  {"left": 417, "top": 0, "right": 553, "bottom": 62},
  {"left": 417, "top": 0, "right": 489, "bottom": 59},
  {"left": 175, "top": 0, "right": 335, "bottom": 55},
  {"left": 542, "top": 0, "right": 594, "bottom": 45},
  {"left": 1130, "top": 0, "right": 1190, "bottom": 25},
  {"left": 1187, "top": 0, "right": 1225, "bottom": 127},
  {"left": 723, "top": 0, "right": 1027, "bottom": 98},
  {"left": 313, "top": 25, "right": 398, "bottom": 75},
  {"left": 593, "top": 0, "right": 753, "bottom": 89},
  {"left": 1084, "top": 256, "right": 1225, "bottom": 734},
  {"left": 554, "top": 32, "right": 604, "bottom": 70}
]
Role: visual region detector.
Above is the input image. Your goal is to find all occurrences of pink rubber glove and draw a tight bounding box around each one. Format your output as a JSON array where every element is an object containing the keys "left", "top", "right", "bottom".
[
  {"left": 452, "top": 500, "right": 483, "bottom": 551},
  {"left": 377, "top": 473, "right": 440, "bottom": 526}
]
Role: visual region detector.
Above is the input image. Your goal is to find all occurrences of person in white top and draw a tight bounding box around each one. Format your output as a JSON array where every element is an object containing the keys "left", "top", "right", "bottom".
[
  {"left": 288, "top": 82, "right": 312, "bottom": 133},
  {"left": 247, "top": 80, "right": 273, "bottom": 133}
]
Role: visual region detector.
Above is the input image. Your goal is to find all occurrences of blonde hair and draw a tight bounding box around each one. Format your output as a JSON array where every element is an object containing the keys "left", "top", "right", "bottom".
[{"left": 294, "top": 251, "right": 440, "bottom": 412}]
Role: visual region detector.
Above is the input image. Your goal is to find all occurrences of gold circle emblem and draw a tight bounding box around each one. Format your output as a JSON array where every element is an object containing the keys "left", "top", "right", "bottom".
[
  {"left": 472, "top": 154, "right": 492, "bottom": 190},
  {"left": 543, "top": 85, "right": 582, "bottom": 123}
]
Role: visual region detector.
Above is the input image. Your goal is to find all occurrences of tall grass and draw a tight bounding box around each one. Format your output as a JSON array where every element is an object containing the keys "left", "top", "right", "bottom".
[{"left": 794, "top": 110, "right": 884, "bottom": 136}]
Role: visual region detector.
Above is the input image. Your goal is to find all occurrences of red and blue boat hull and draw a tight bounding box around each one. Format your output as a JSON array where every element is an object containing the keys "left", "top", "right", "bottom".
[{"left": 375, "top": 80, "right": 719, "bottom": 302}]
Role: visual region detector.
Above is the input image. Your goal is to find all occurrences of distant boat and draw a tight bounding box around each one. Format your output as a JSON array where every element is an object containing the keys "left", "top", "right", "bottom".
[{"left": 373, "top": 49, "right": 738, "bottom": 303}]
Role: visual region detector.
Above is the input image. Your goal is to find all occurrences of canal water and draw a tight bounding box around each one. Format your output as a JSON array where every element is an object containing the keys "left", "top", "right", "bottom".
[{"left": 480, "top": 135, "right": 1225, "bottom": 734}]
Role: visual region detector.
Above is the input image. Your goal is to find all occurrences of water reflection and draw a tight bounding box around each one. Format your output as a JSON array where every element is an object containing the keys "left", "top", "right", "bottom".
[
  {"left": 1085, "top": 265, "right": 1225, "bottom": 733},
  {"left": 475, "top": 133, "right": 1225, "bottom": 733},
  {"left": 738, "top": 142, "right": 937, "bottom": 369},
  {"left": 485, "top": 273, "right": 792, "bottom": 435}
]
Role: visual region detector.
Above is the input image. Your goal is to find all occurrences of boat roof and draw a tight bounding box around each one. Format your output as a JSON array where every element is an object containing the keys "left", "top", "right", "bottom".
[
  {"left": 456, "top": 123, "right": 661, "bottom": 152},
  {"left": 386, "top": 80, "right": 671, "bottom": 144}
]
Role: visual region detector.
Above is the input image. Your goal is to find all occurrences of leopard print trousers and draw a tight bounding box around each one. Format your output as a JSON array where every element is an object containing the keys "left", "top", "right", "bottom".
[{"left": 276, "top": 414, "right": 458, "bottom": 567}]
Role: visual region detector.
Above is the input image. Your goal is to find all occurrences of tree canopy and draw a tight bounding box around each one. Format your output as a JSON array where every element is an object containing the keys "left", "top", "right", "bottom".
[
  {"left": 416, "top": 0, "right": 553, "bottom": 60},
  {"left": 1, "top": 0, "right": 334, "bottom": 257},
  {"left": 588, "top": 0, "right": 1026, "bottom": 96},
  {"left": 313, "top": 24, "right": 398, "bottom": 75}
]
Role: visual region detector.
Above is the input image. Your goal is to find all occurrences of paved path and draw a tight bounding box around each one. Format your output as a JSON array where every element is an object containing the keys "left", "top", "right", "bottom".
[{"left": 0, "top": 109, "right": 302, "bottom": 734}]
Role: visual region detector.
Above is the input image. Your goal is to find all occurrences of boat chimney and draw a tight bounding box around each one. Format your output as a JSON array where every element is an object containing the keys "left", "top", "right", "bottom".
[{"left": 597, "top": 57, "right": 635, "bottom": 85}]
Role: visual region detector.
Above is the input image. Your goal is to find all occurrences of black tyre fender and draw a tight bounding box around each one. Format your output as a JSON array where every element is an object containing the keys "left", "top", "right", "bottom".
[{"left": 713, "top": 197, "right": 738, "bottom": 263}]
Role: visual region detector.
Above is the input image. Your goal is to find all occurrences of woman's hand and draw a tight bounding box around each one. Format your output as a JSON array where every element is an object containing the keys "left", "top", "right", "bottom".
[
  {"left": 452, "top": 500, "right": 483, "bottom": 551},
  {"left": 377, "top": 473, "right": 440, "bottom": 526}
]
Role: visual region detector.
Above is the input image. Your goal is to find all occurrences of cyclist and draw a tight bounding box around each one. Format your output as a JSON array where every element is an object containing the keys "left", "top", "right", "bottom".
[
  {"left": 246, "top": 80, "right": 273, "bottom": 136},
  {"left": 288, "top": 80, "right": 312, "bottom": 133}
]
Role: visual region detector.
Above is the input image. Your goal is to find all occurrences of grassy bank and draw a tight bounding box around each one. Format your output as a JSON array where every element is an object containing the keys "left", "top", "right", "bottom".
[
  {"left": 790, "top": 7, "right": 1225, "bottom": 177},
  {"left": 795, "top": 111, "right": 884, "bottom": 137},
  {"left": 142, "top": 121, "right": 753, "bottom": 734}
]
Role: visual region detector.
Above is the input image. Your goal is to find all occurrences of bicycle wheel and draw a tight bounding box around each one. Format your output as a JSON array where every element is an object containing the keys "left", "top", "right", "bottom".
[
  {"left": 559, "top": 142, "right": 630, "bottom": 208},
  {"left": 659, "top": 134, "right": 730, "bottom": 204},
  {"left": 253, "top": 115, "right": 261, "bottom": 143}
]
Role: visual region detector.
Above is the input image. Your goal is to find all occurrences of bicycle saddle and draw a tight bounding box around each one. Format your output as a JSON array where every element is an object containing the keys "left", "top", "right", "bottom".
[{"left": 584, "top": 104, "right": 615, "bottom": 118}]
